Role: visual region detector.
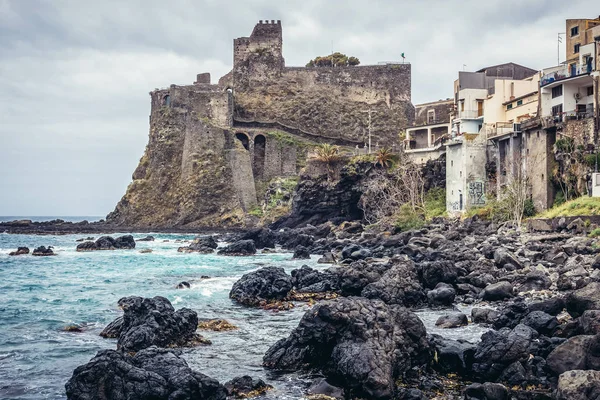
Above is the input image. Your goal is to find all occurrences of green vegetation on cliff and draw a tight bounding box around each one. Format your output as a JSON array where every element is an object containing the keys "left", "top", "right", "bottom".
[
  {"left": 537, "top": 196, "right": 600, "bottom": 219},
  {"left": 306, "top": 52, "right": 360, "bottom": 67}
]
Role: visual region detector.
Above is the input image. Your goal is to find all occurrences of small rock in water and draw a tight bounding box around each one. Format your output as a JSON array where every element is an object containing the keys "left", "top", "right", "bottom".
[
  {"left": 464, "top": 382, "right": 509, "bottom": 400},
  {"left": 292, "top": 245, "right": 311, "bottom": 260},
  {"left": 427, "top": 283, "right": 456, "bottom": 306},
  {"left": 177, "top": 281, "right": 191, "bottom": 289},
  {"left": 99, "top": 316, "right": 123, "bottom": 338},
  {"left": 139, "top": 248, "right": 153, "bottom": 254},
  {"left": 435, "top": 313, "right": 468, "bottom": 328},
  {"left": 137, "top": 235, "right": 154, "bottom": 241},
  {"left": 32, "top": 246, "right": 56, "bottom": 256},
  {"left": 76, "top": 235, "right": 135, "bottom": 251},
  {"left": 63, "top": 324, "right": 84, "bottom": 333},
  {"left": 317, "top": 251, "right": 337, "bottom": 264},
  {"left": 198, "top": 319, "right": 238, "bottom": 331},
  {"left": 217, "top": 239, "right": 257, "bottom": 256},
  {"left": 75, "top": 237, "right": 94, "bottom": 242},
  {"left": 224, "top": 375, "right": 272, "bottom": 398},
  {"left": 9, "top": 247, "right": 29, "bottom": 256},
  {"left": 307, "top": 378, "right": 345, "bottom": 399}
]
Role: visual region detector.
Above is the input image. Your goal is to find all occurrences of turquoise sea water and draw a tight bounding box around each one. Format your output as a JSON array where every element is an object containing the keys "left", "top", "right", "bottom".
[{"left": 0, "top": 232, "right": 322, "bottom": 400}]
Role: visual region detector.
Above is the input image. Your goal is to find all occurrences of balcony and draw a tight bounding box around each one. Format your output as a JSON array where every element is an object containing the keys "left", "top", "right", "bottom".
[
  {"left": 541, "top": 109, "right": 594, "bottom": 128},
  {"left": 541, "top": 63, "right": 593, "bottom": 87},
  {"left": 457, "top": 110, "right": 483, "bottom": 119},
  {"left": 486, "top": 122, "right": 522, "bottom": 140}
]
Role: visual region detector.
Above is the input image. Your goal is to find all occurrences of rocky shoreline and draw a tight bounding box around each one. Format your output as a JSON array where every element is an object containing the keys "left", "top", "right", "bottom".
[{"left": 59, "top": 217, "right": 600, "bottom": 399}]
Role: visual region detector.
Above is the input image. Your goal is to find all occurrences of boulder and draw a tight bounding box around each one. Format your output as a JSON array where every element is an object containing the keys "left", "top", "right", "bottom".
[
  {"left": 237, "top": 228, "right": 276, "bottom": 249},
  {"left": 307, "top": 378, "right": 344, "bottom": 399},
  {"left": 427, "top": 283, "right": 456, "bottom": 307},
  {"left": 420, "top": 260, "right": 458, "bottom": 288},
  {"left": 223, "top": 375, "right": 272, "bottom": 398},
  {"left": 492, "top": 300, "right": 529, "bottom": 330},
  {"left": 580, "top": 310, "right": 600, "bottom": 335},
  {"left": 481, "top": 281, "right": 514, "bottom": 301},
  {"left": 546, "top": 335, "right": 600, "bottom": 375},
  {"left": 65, "top": 347, "right": 226, "bottom": 400},
  {"left": 334, "top": 260, "right": 388, "bottom": 296},
  {"left": 9, "top": 246, "right": 29, "bottom": 256},
  {"left": 566, "top": 282, "right": 600, "bottom": 317},
  {"left": 263, "top": 297, "right": 432, "bottom": 399},
  {"left": 99, "top": 316, "right": 123, "bottom": 338},
  {"left": 521, "top": 311, "right": 558, "bottom": 335},
  {"left": 516, "top": 271, "right": 552, "bottom": 292},
  {"left": 430, "top": 335, "right": 476, "bottom": 375},
  {"left": 292, "top": 245, "right": 311, "bottom": 260},
  {"left": 556, "top": 369, "right": 600, "bottom": 400},
  {"left": 114, "top": 235, "right": 135, "bottom": 249},
  {"left": 471, "top": 308, "right": 499, "bottom": 325},
  {"left": 229, "top": 267, "right": 292, "bottom": 306},
  {"left": 32, "top": 246, "right": 55, "bottom": 256},
  {"left": 217, "top": 240, "right": 256, "bottom": 256},
  {"left": 435, "top": 313, "right": 468, "bottom": 329},
  {"left": 463, "top": 382, "right": 509, "bottom": 400},
  {"left": 528, "top": 297, "right": 565, "bottom": 316},
  {"left": 291, "top": 265, "right": 339, "bottom": 293},
  {"left": 361, "top": 259, "right": 425, "bottom": 307},
  {"left": 115, "top": 296, "right": 202, "bottom": 352},
  {"left": 76, "top": 235, "right": 135, "bottom": 251},
  {"left": 317, "top": 251, "right": 337, "bottom": 264},
  {"left": 177, "top": 281, "right": 191, "bottom": 289},
  {"left": 493, "top": 248, "right": 522, "bottom": 269},
  {"left": 178, "top": 236, "right": 218, "bottom": 253},
  {"left": 137, "top": 235, "right": 155, "bottom": 241}
]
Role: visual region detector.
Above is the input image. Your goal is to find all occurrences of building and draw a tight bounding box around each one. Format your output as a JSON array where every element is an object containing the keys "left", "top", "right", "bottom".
[
  {"left": 404, "top": 99, "right": 453, "bottom": 164},
  {"left": 446, "top": 63, "right": 537, "bottom": 213}
]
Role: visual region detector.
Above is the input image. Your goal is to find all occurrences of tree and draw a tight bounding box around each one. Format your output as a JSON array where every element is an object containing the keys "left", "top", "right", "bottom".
[
  {"left": 312, "top": 144, "right": 343, "bottom": 181},
  {"left": 306, "top": 53, "right": 360, "bottom": 67},
  {"left": 374, "top": 147, "right": 394, "bottom": 168}
]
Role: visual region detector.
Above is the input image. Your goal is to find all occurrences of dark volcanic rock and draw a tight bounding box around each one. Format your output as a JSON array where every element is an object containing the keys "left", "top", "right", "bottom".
[
  {"left": 427, "top": 283, "right": 456, "bottom": 307},
  {"left": 177, "top": 281, "right": 191, "bottom": 289},
  {"left": 421, "top": 260, "right": 458, "bottom": 288},
  {"left": 307, "top": 378, "right": 345, "bottom": 399},
  {"left": 263, "top": 297, "right": 432, "bottom": 399},
  {"left": 217, "top": 239, "right": 256, "bottom": 256},
  {"left": 435, "top": 312, "right": 468, "bottom": 329},
  {"left": 137, "top": 235, "right": 155, "bottom": 241},
  {"left": 65, "top": 347, "right": 226, "bottom": 400},
  {"left": 493, "top": 247, "right": 522, "bottom": 269},
  {"left": 546, "top": 334, "right": 600, "bottom": 375},
  {"left": 291, "top": 265, "right": 339, "bottom": 293},
  {"left": 334, "top": 260, "right": 388, "bottom": 296},
  {"left": 292, "top": 245, "right": 311, "bottom": 260},
  {"left": 229, "top": 267, "right": 292, "bottom": 306},
  {"left": 480, "top": 281, "right": 514, "bottom": 301},
  {"left": 556, "top": 369, "right": 600, "bottom": 400},
  {"left": 430, "top": 335, "right": 476, "bottom": 375},
  {"left": 566, "top": 282, "right": 600, "bottom": 317},
  {"left": 223, "top": 375, "right": 272, "bottom": 398},
  {"left": 238, "top": 228, "right": 276, "bottom": 249},
  {"left": 361, "top": 259, "right": 426, "bottom": 307},
  {"left": 99, "top": 316, "right": 123, "bottom": 338},
  {"left": 76, "top": 235, "right": 135, "bottom": 251},
  {"left": 115, "top": 296, "right": 201, "bottom": 352},
  {"left": 580, "top": 310, "right": 600, "bottom": 334},
  {"left": 528, "top": 297, "right": 565, "bottom": 316},
  {"left": 471, "top": 308, "right": 499, "bottom": 325},
  {"left": 521, "top": 311, "right": 558, "bottom": 335},
  {"left": 178, "top": 235, "right": 218, "bottom": 253},
  {"left": 463, "top": 382, "right": 509, "bottom": 400},
  {"left": 317, "top": 251, "right": 337, "bottom": 264},
  {"left": 32, "top": 246, "right": 55, "bottom": 256},
  {"left": 9, "top": 246, "right": 29, "bottom": 256}
]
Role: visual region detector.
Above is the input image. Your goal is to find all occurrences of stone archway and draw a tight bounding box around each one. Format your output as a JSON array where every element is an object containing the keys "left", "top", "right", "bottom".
[
  {"left": 253, "top": 134, "right": 266, "bottom": 179},
  {"left": 235, "top": 132, "right": 250, "bottom": 150}
]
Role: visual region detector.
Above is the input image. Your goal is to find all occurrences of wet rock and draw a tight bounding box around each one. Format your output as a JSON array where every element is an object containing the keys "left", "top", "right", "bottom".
[
  {"left": 217, "top": 239, "right": 256, "bottom": 256},
  {"left": 76, "top": 235, "right": 135, "bottom": 251},
  {"left": 307, "top": 378, "right": 345, "bottom": 400},
  {"left": 463, "top": 382, "right": 509, "bottom": 400},
  {"left": 427, "top": 283, "right": 456, "bottom": 307},
  {"left": 492, "top": 300, "right": 529, "bottom": 330},
  {"left": 65, "top": 347, "right": 226, "bottom": 400},
  {"left": 139, "top": 248, "right": 152, "bottom": 254},
  {"left": 334, "top": 260, "right": 388, "bottom": 296},
  {"left": 223, "top": 375, "right": 272, "bottom": 398},
  {"left": 580, "top": 310, "right": 600, "bottom": 335},
  {"left": 63, "top": 324, "right": 84, "bottom": 333},
  {"left": 516, "top": 271, "right": 552, "bottom": 292},
  {"left": 263, "top": 297, "right": 432, "bottom": 399},
  {"left": 292, "top": 245, "right": 311, "bottom": 260},
  {"left": 430, "top": 335, "right": 476, "bottom": 375},
  {"left": 177, "top": 281, "right": 191, "bottom": 289},
  {"left": 493, "top": 247, "right": 522, "bottom": 269},
  {"left": 229, "top": 267, "right": 292, "bottom": 306},
  {"left": 521, "top": 311, "right": 558, "bottom": 335},
  {"left": 361, "top": 259, "right": 425, "bottom": 307},
  {"left": 115, "top": 296, "right": 203, "bottom": 352},
  {"left": 137, "top": 235, "right": 155, "bottom": 241},
  {"left": 197, "top": 319, "right": 237, "bottom": 331},
  {"left": 76, "top": 237, "right": 94, "bottom": 242},
  {"left": 546, "top": 335, "right": 600, "bottom": 375},
  {"left": 291, "top": 265, "right": 339, "bottom": 293},
  {"left": 9, "top": 247, "right": 29, "bottom": 256},
  {"left": 420, "top": 260, "right": 458, "bottom": 288},
  {"left": 178, "top": 235, "right": 218, "bottom": 253},
  {"left": 237, "top": 228, "right": 276, "bottom": 249},
  {"left": 566, "top": 282, "right": 600, "bottom": 317},
  {"left": 471, "top": 308, "right": 499, "bottom": 325},
  {"left": 435, "top": 312, "right": 468, "bottom": 329},
  {"left": 341, "top": 244, "right": 361, "bottom": 260},
  {"left": 317, "top": 251, "right": 337, "bottom": 264},
  {"left": 99, "top": 316, "right": 123, "bottom": 338},
  {"left": 480, "top": 281, "right": 514, "bottom": 301},
  {"left": 528, "top": 297, "right": 565, "bottom": 316},
  {"left": 556, "top": 369, "right": 600, "bottom": 400},
  {"left": 32, "top": 246, "right": 56, "bottom": 256}
]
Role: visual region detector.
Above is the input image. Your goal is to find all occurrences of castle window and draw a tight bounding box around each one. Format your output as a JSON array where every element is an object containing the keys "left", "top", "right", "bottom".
[
  {"left": 235, "top": 133, "right": 250, "bottom": 150},
  {"left": 574, "top": 43, "right": 580, "bottom": 54},
  {"left": 163, "top": 95, "right": 171, "bottom": 107},
  {"left": 427, "top": 110, "right": 436, "bottom": 124}
]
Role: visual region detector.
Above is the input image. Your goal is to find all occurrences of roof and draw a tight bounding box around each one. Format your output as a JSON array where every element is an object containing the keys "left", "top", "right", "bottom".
[{"left": 476, "top": 62, "right": 538, "bottom": 78}]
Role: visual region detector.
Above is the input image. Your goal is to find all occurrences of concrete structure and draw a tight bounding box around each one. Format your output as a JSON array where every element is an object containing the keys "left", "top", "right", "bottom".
[
  {"left": 404, "top": 99, "right": 453, "bottom": 164},
  {"left": 108, "top": 21, "right": 416, "bottom": 228}
]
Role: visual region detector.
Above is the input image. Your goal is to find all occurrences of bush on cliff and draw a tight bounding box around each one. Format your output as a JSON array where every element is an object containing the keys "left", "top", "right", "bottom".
[{"left": 306, "top": 52, "right": 360, "bottom": 67}]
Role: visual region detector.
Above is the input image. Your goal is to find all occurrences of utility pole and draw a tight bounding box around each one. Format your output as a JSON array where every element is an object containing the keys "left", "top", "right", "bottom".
[
  {"left": 361, "top": 109, "right": 378, "bottom": 153},
  {"left": 558, "top": 32, "right": 565, "bottom": 65}
]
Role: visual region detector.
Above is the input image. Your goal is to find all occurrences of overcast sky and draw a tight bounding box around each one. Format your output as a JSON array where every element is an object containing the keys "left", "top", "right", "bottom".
[{"left": 0, "top": 0, "right": 596, "bottom": 216}]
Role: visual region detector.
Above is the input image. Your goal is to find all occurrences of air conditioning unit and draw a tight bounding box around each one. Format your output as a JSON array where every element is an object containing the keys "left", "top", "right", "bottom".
[{"left": 574, "top": 93, "right": 581, "bottom": 101}]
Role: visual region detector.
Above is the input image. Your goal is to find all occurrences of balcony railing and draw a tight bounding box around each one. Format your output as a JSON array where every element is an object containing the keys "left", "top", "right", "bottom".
[
  {"left": 541, "top": 63, "right": 593, "bottom": 87},
  {"left": 486, "top": 122, "right": 522, "bottom": 140},
  {"left": 541, "top": 110, "right": 594, "bottom": 128}
]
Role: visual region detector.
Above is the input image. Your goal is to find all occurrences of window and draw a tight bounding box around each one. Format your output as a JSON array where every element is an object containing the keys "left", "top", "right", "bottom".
[
  {"left": 460, "top": 171, "right": 462, "bottom": 178},
  {"left": 460, "top": 101, "right": 465, "bottom": 112},
  {"left": 552, "top": 85, "right": 563, "bottom": 98},
  {"left": 506, "top": 103, "right": 513, "bottom": 110},
  {"left": 574, "top": 43, "right": 580, "bottom": 54},
  {"left": 451, "top": 160, "right": 454, "bottom": 167},
  {"left": 571, "top": 26, "right": 579, "bottom": 36},
  {"left": 427, "top": 109, "right": 435, "bottom": 124},
  {"left": 477, "top": 100, "right": 483, "bottom": 117},
  {"left": 517, "top": 99, "right": 523, "bottom": 106},
  {"left": 526, "top": 149, "right": 530, "bottom": 155},
  {"left": 552, "top": 104, "right": 563, "bottom": 117},
  {"left": 536, "top": 131, "right": 540, "bottom": 138},
  {"left": 588, "top": 86, "right": 594, "bottom": 96}
]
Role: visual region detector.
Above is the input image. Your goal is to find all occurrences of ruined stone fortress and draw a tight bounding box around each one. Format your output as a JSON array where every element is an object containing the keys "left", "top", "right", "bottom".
[{"left": 107, "top": 20, "right": 415, "bottom": 228}]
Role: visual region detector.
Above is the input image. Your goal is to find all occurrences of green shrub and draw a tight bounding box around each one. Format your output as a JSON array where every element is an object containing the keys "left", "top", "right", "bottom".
[
  {"left": 523, "top": 199, "right": 536, "bottom": 218},
  {"left": 394, "top": 204, "right": 425, "bottom": 232},
  {"left": 424, "top": 188, "right": 446, "bottom": 220},
  {"left": 248, "top": 206, "right": 263, "bottom": 217},
  {"left": 589, "top": 227, "right": 600, "bottom": 238}
]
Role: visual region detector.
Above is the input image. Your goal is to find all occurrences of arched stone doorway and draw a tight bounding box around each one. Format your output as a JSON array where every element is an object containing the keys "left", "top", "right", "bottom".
[
  {"left": 235, "top": 132, "right": 249, "bottom": 150},
  {"left": 253, "top": 134, "right": 266, "bottom": 179}
]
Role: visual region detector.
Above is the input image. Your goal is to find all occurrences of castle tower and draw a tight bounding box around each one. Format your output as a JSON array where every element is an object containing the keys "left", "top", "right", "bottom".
[{"left": 233, "top": 20, "right": 284, "bottom": 70}]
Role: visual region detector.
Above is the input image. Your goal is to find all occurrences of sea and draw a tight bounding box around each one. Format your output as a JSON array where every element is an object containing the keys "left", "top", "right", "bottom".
[{"left": 0, "top": 218, "right": 489, "bottom": 399}]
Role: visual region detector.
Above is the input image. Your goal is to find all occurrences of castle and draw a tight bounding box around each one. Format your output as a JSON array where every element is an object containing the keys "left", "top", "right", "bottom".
[{"left": 107, "top": 21, "right": 415, "bottom": 228}]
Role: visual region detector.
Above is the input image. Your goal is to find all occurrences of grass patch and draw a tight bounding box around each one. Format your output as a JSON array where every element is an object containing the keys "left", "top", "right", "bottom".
[
  {"left": 537, "top": 196, "right": 600, "bottom": 219},
  {"left": 424, "top": 188, "right": 446, "bottom": 220},
  {"left": 394, "top": 204, "right": 425, "bottom": 232}
]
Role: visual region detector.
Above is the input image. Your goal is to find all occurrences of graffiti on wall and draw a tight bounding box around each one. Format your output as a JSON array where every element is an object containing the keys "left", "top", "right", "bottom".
[{"left": 468, "top": 181, "right": 485, "bottom": 205}]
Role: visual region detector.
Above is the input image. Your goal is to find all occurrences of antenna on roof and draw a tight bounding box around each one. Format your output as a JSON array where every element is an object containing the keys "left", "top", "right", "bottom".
[{"left": 558, "top": 32, "right": 565, "bottom": 65}]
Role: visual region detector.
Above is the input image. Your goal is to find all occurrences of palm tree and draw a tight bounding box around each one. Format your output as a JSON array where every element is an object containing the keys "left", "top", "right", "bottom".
[
  {"left": 313, "top": 144, "right": 342, "bottom": 181},
  {"left": 375, "top": 147, "right": 394, "bottom": 168}
]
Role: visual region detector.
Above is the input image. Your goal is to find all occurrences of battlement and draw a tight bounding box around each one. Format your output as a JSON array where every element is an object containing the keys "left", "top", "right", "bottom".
[{"left": 251, "top": 20, "right": 282, "bottom": 38}]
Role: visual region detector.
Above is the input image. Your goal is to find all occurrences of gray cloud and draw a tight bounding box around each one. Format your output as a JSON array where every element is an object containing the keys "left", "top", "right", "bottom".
[{"left": 0, "top": 0, "right": 595, "bottom": 215}]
